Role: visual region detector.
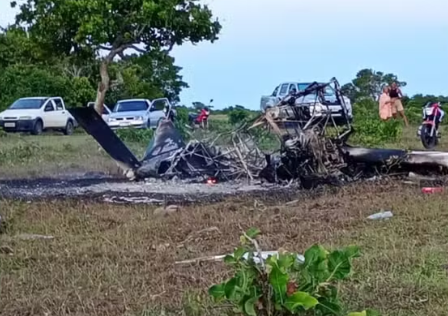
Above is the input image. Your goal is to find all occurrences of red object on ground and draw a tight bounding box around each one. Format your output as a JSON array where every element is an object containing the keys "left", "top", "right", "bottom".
[
  {"left": 206, "top": 177, "right": 217, "bottom": 185},
  {"left": 421, "top": 187, "right": 444, "bottom": 194}
]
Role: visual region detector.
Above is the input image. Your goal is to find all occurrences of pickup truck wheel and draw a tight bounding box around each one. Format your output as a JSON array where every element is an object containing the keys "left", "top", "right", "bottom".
[
  {"left": 64, "top": 120, "right": 74, "bottom": 135},
  {"left": 31, "top": 119, "right": 43, "bottom": 135}
]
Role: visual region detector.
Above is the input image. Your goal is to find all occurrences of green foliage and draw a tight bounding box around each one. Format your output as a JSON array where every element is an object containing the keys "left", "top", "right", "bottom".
[
  {"left": 228, "top": 109, "right": 251, "bottom": 126},
  {"left": 348, "top": 99, "right": 402, "bottom": 146},
  {"left": 341, "top": 69, "right": 406, "bottom": 102},
  {"left": 13, "top": 0, "right": 221, "bottom": 57},
  {"left": 115, "top": 121, "right": 189, "bottom": 146},
  {"left": 209, "top": 228, "right": 377, "bottom": 316},
  {"left": 175, "top": 107, "right": 189, "bottom": 125},
  {"left": 115, "top": 128, "right": 154, "bottom": 145},
  {"left": 6, "top": 0, "right": 220, "bottom": 110},
  {"left": 0, "top": 64, "right": 70, "bottom": 110},
  {"left": 66, "top": 76, "right": 96, "bottom": 107}
]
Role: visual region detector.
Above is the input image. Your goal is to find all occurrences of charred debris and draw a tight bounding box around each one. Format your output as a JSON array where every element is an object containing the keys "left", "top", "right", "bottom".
[{"left": 70, "top": 78, "right": 448, "bottom": 188}]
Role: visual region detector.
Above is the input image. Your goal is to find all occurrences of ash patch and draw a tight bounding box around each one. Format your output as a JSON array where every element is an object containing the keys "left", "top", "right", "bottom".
[{"left": 0, "top": 174, "right": 293, "bottom": 205}]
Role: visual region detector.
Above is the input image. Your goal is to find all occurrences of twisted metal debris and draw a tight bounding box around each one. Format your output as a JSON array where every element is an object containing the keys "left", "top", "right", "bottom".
[{"left": 70, "top": 77, "right": 448, "bottom": 186}]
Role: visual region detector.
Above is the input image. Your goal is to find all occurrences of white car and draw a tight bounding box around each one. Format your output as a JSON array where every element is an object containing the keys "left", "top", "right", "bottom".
[
  {"left": 0, "top": 97, "right": 76, "bottom": 135},
  {"left": 107, "top": 98, "right": 173, "bottom": 129},
  {"left": 87, "top": 102, "right": 112, "bottom": 121}
]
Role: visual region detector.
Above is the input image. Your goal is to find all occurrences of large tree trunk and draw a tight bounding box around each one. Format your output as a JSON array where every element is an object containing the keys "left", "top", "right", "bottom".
[
  {"left": 94, "top": 60, "right": 110, "bottom": 115},
  {"left": 94, "top": 45, "right": 129, "bottom": 114}
]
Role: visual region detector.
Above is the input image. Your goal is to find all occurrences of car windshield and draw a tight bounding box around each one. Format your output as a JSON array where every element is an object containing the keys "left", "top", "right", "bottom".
[
  {"left": 9, "top": 99, "right": 45, "bottom": 110},
  {"left": 113, "top": 101, "right": 148, "bottom": 112},
  {"left": 298, "top": 83, "right": 335, "bottom": 97}
]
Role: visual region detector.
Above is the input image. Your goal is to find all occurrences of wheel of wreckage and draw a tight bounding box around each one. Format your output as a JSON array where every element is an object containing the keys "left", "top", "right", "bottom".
[{"left": 420, "top": 125, "right": 438, "bottom": 149}]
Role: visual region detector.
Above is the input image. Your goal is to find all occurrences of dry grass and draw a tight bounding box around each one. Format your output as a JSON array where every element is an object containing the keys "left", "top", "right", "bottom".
[
  {"left": 2, "top": 124, "right": 448, "bottom": 315},
  {"left": 209, "top": 114, "right": 228, "bottom": 122},
  {"left": 2, "top": 183, "right": 448, "bottom": 315},
  {"left": 0, "top": 133, "right": 146, "bottom": 178}
]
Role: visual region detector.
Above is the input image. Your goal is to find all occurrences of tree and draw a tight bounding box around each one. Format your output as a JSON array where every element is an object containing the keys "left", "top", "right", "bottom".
[
  {"left": 341, "top": 69, "right": 406, "bottom": 102},
  {"left": 0, "top": 26, "right": 50, "bottom": 69},
  {"left": 0, "top": 64, "right": 70, "bottom": 110},
  {"left": 12, "top": 0, "right": 222, "bottom": 114},
  {"left": 102, "top": 51, "right": 188, "bottom": 105}
]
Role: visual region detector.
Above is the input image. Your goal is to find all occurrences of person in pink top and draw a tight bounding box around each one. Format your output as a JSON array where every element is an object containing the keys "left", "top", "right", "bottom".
[{"left": 379, "top": 86, "right": 394, "bottom": 120}]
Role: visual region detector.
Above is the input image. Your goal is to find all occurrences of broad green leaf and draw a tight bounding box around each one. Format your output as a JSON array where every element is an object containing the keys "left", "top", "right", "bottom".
[
  {"left": 328, "top": 250, "right": 353, "bottom": 280},
  {"left": 243, "top": 297, "right": 259, "bottom": 316},
  {"left": 284, "top": 291, "right": 319, "bottom": 311},
  {"left": 208, "top": 283, "right": 225, "bottom": 300},
  {"left": 224, "top": 278, "right": 238, "bottom": 300},
  {"left": 304, "top": 245, "right": 328, "bottom": 267},
  {"left": 277, "top": 253, "right": 295, "bottom": 270},
  {"left": 348, "top": 312, "right": 366, "bottom": 316},
  {"left": 223, "top": 255, "right": 237, "bottom": 265},
  {"left": 304, "top": 245, "right": 331, "bottom": 282},
  {"left": 344, "top": 245, "right": 361, "bottom": 258},
  {"left": 235, "top": 270, "right": 249, "bottom": 292},
  {"left": 366, "top": 309, "right": 381, "bottom": 316},
  {"left": 246, "top": 227, "right": 260, "bottom": 238},
  {"left": 316, "top": 297, "right": 342, "bottom": 315},
  {"left": 269, "top": 265, "right": 288, "bottom": 303},
  {"left": 233, "top": 247, "right": 246, "bottom": 260}
]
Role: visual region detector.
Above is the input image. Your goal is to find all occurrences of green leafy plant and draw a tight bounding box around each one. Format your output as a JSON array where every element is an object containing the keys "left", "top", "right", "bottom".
[
  {"left": 209, "top": 228, "right": 379, "bottom": 316},
  {"left": 229, "top": 109, "right": 251, "bottom": 126},
  {"left": 116, "top": 128, "right": 154, "bottom": 145},
  {"left": 349, "top": 99, "right": 402, "bottom": 147}
]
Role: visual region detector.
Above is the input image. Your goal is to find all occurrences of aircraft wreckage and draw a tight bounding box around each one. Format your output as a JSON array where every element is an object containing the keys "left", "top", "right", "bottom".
[{"left": 70, "top": 78, "right": 448, "bottom": 188}]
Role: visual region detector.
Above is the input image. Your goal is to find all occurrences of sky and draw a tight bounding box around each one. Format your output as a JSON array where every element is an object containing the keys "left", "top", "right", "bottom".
[{"left": 1, "top": 0, "right": 447, "bottom": 110}]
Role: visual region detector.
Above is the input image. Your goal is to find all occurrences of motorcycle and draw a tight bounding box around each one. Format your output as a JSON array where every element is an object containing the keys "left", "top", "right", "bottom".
[
  {"left": 418, "top": 101, "right": 443, "bottom": 149},
  {"left": 187, "top": 99, "right": 213, "bottom": 129}
]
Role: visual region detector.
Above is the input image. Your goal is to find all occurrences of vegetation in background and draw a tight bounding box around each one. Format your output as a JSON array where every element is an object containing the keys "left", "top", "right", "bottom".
[
  {"left": 350, "top": 98, "right": 402, "bottom": 146},
  {"left": 10, "top": 0, "right": 221, "bottom": 113}
]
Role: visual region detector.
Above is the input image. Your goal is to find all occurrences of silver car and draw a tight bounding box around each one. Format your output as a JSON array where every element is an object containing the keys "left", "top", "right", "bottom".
[{"left": 107, "top": 98, "right": 172, "bottom": 129}]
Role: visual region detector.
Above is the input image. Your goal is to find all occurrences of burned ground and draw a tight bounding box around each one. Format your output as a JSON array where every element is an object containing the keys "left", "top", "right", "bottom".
[{"left": 1, "top": 129, "right": 448, "bottom": 315}]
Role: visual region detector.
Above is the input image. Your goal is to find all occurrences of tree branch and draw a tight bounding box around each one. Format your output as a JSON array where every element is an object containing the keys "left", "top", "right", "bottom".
[
  {"left": 99, "top": 45, "right": 112, "bottom": 50},
  {"left": 165, "top": 41, "right": 175, "bottom": 53},
  {"left": 129, "top": 44, "right": 146, "bottom": 53}
]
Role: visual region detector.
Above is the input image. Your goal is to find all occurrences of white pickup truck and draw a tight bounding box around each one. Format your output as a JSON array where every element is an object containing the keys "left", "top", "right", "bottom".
[
  {"left": 260, "top": 82, "right": 353, "bottom": 124},
  {"left": 0, "top": 97, "right": 77, "bottom": 135}
]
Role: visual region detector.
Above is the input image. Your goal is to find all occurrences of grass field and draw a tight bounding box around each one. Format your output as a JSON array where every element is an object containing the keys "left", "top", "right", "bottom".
[{"left": 1, "top": 125, "right": 448, "bottom": 315}]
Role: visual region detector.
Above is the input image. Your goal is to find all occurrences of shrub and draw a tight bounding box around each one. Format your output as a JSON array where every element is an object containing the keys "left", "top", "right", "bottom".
[
  {"left": 209, "top": 228, "right": 379, "bottom": 316},
  {"left": 350, "top": 99, "right": 402, "bottom": 146},
  {"left": 350, "top": 118, "right": 402, "bottom": 147},
  {"left": 229, "top": 109, "right": 251, "bottom": 126},
  {"left": 115, "top": 128, "right": 154, "bottom": 144},
  {"left": 175, "top": 106, "right": 189, "bottom": 125}
]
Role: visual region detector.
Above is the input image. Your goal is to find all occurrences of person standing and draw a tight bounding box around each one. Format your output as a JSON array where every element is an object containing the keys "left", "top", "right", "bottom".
[
  {"left": 389, "top": 82, "right": 409, "bottom": 126},
  {"left": 379, "top": 86, "right": 394, "bottom": 120}
]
